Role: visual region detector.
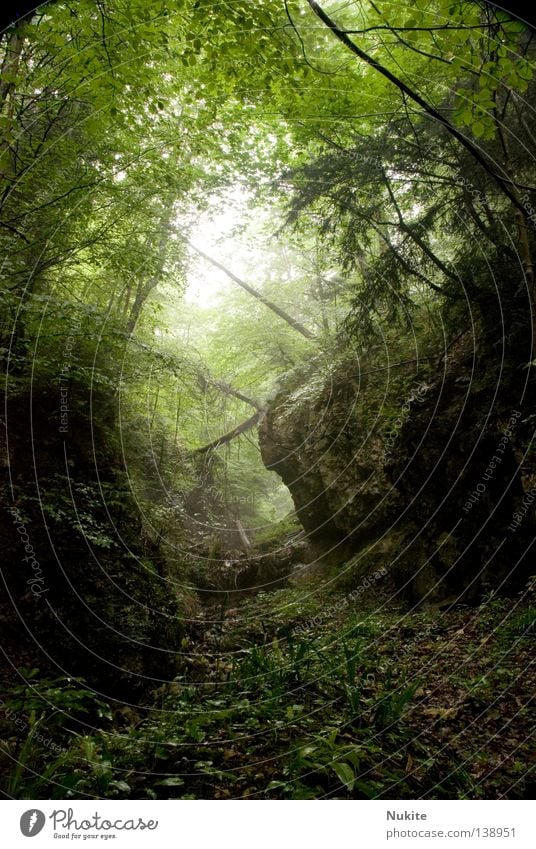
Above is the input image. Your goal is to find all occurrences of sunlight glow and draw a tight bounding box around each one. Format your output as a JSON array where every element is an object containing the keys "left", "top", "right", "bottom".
[{"left": 185, "top": 185, "right": 260, "bottom": 308}]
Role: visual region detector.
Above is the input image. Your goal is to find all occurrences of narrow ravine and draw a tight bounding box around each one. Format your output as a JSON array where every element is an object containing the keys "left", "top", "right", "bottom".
[{"left": 0, "top": 0, "right": 535, "bottom": 804}]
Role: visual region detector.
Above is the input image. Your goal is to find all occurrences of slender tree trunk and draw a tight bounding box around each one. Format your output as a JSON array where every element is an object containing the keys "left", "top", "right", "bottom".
[
  {"left": 174, "top": 397, "right": 181, "bottom": 445},
  {"left": 235, "top": 519, "right": 251, "bottom": 552},
  {"left": 126, "top": 197, "right": 174, "bottom": 336},
  {"left": 150, "top": 385, "right": 160, "bottom": 428},
  {"left": 0, "top": 27, "right": 24, "bottom": 185}
]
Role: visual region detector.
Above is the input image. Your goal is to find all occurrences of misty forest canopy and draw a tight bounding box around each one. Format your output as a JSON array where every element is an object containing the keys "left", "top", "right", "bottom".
[
  {"left": 2, "top": 0, "right": 534, "bottom": 526},
  {"left": 1, "top": 0, "right": 535, "bottom": 802}
]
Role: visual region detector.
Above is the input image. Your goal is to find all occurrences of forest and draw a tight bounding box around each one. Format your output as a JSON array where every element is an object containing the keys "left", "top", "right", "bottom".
[{"left": 0, "top": 0, "right": 534, "bottom": 802}]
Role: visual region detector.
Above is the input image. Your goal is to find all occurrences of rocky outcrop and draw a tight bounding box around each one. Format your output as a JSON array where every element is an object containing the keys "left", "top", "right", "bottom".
[
  {"left": 258, "top": 341, "right": 536, "bottom": 602},
  {"left": 193, "top": 537, "right": 311, "bottom": 599},
  {"left": 258, "top": 360, "right": 399, "bottom": 552},
  {"left": 385, "top": 339, "right": 535, "bottom": 601}
]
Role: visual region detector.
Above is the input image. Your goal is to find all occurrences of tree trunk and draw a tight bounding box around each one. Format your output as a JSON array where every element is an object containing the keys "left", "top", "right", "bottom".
[
  {"left": 0, "top": 27, "right": 24, "bottom": 185},
  {"left": 194, "top": 411, "right": 262, "bottom": 455},
  {"left": 235, "top": 519, "right": 251, "bottom": 551},
  {"left": 189, "top": 243, "right": 315, "bottom": 339},
  {"left": 126, "top": 197, "right": 174, "bottom": 336},
  {"left": 198, "top": 374, "right": 260, "bottom": 410}
]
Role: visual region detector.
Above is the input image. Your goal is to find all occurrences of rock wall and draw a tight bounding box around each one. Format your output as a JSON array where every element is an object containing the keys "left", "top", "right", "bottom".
[
  {"left": 385, "top": 338, "right": 535, "bottom": 600},
  {"left": 258, "top": 342, "right": 535, "bottom": 601},
  {"left": 259, "top": 360, "right": 399, "bottom": 552}
]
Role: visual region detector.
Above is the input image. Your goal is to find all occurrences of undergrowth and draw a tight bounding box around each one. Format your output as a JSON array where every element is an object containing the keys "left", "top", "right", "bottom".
[{"left": 1, "top": 590, "right": 533, "bottom": 800}]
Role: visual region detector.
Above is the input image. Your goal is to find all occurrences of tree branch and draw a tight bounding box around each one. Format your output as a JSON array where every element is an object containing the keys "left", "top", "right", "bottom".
[
  {"left": 193, "top": 411, "right": 262, "bottom": 455},
  {"left": 305, "top": 1, "right": 528, "bottom": 213},
  {"left": 199, "top": 375, "right": 260, "bottom": 410},
  {"left": 189, "top": 243, "right": 315, "bottom": 339}
]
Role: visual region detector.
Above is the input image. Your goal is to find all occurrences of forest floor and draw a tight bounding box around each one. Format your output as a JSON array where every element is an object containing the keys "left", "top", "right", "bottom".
[
  {"left": 2, "top": 564, "right": 534, "bottom": 800},
  {"left": 47, "top": 573, "right": 533, "bottom": 801},
  {"left": 164, "top": 582, "right": 535, "bottom": 800}
]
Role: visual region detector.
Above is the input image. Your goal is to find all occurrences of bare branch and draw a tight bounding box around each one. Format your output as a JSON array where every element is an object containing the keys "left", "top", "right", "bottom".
[
  {"left": 193, "top": 411, "right": 262, "bottom": 455},
  {"left": 189, "top": 243, "right": 315, "bottom": 340}
]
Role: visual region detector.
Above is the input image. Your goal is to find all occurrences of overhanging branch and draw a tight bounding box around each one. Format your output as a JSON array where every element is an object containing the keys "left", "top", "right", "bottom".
[
  {"left": 193, "top": 411, "right": 262, "bottom": 455},
  {"left": 189, "top": 243, "right": 315, "bottom": 340},
  {"left": 306, "top": 1, "right": 527, "bottom": 214}
]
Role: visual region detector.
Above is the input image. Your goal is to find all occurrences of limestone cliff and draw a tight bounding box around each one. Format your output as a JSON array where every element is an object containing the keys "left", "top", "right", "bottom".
[
  {"left": 259, "top": 344, "right": 535, "bottom": 601},
  {"left": 259, "top": 358, "right": 399, "bottom": 552}
]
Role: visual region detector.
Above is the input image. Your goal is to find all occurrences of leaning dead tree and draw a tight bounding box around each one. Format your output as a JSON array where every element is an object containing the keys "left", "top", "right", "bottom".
[
  {"left": 193, "top": 410, "right": 263, "bottom": 456},
  {"left": 189, "top": 242, "right": 316, "bottom": 455},
  {"left": 189, "top": 243, "right": 315, "bottom": 340},
  {"left": 198, "top": 374, "right": 260, "bottom": 410}
]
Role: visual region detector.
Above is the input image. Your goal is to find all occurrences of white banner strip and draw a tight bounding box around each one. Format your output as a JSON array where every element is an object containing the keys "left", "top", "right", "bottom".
[{"left": 2, "top": 800, "right": 533, "bottom": 848}]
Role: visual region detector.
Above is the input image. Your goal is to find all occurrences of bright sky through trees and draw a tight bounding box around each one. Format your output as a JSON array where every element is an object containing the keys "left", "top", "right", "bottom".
[{"left": 185, "top": 186, "right": 255, "bottom": 307}]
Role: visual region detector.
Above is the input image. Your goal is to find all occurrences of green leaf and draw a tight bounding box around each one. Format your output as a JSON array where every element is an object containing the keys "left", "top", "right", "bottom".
[
  {"left": 110, "top": 780, "right": 131, "bottom": 792},
  {"left": 332, "top": 761, "right": 355, "bottom": 791}
]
